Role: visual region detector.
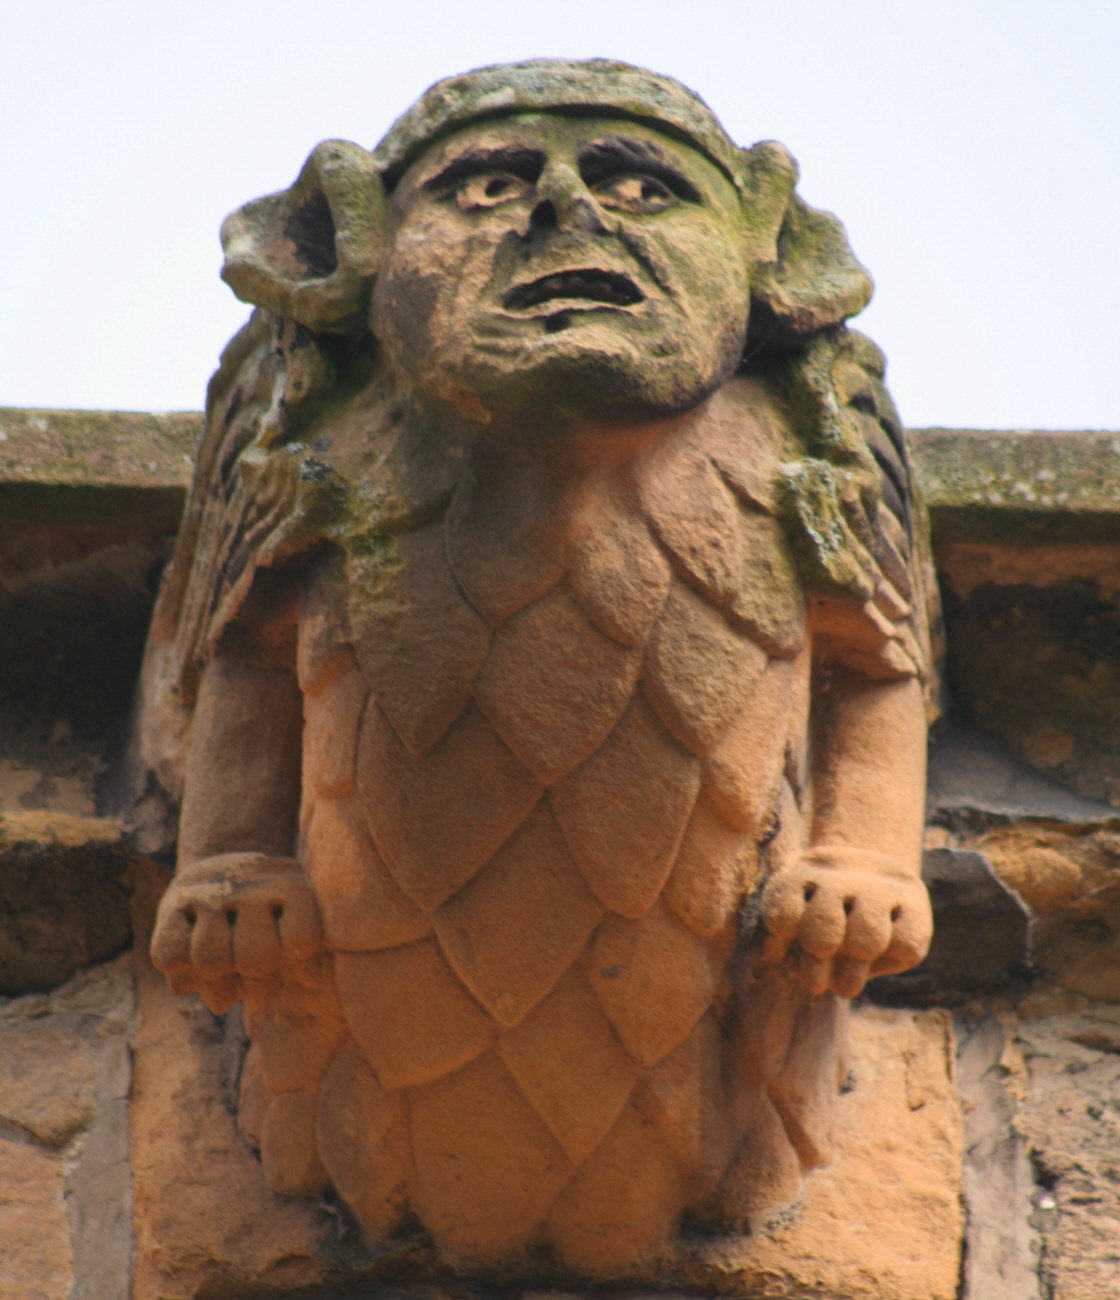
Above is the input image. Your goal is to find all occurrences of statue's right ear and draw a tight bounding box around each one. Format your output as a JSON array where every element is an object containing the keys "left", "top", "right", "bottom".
[{"left": 220, "top": 140, "right": 386, "bottom": 334}]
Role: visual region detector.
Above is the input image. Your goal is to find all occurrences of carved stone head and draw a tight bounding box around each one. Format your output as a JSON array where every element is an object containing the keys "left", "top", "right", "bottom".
[{"left": 220, "top": 59, "right": 872, "bottom": 429}]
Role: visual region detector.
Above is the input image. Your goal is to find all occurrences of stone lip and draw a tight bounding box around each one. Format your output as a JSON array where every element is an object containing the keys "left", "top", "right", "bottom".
[
  {"left": 910, "top": 427, "right": 1120, "bottom": 544},
  {"left": 3, "top": 412, "right": 1117, "bottom": 543},
  {"left": 0, "top": 407, "right": 200, "bottom": 528},
  {"left": 0, "top": 408, "right": 199, "bottom": 488}
]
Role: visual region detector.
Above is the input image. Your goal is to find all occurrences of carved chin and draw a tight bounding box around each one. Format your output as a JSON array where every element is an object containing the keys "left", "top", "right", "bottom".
[{"left": 423, "top": 313, "right": 745, "bottom": 423}]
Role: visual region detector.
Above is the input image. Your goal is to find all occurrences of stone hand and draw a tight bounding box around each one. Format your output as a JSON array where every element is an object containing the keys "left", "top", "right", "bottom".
[
  {"left": 151, "top": 852, "right": 323, "bottom": 1014},
  {"left": 760, "top": 847, "right": 932, "bottom": 998}
]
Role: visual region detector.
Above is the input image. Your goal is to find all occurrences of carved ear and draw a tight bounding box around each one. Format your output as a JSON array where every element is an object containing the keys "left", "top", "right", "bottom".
[
  {"left": 220, "top": 140, "right": 385, "bottom": 334},
  {"left": 741, "top": 142, "right": 874, "bottom": 345}
]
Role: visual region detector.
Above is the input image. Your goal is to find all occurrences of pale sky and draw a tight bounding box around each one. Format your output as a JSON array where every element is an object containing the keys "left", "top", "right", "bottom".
[{"left": 2, "top": 0, "right": 1117, "bottom": 429}]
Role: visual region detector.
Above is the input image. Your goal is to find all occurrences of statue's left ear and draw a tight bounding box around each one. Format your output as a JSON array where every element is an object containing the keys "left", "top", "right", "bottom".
[
  {"left": 739, "top": 140, "right": 874, "bottom": 345},
  {"left": 220, "top": 140, "right": 385, "bottom": 334}
]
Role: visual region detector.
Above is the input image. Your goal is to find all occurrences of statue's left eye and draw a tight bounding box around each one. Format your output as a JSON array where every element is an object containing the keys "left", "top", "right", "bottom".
[
  {"left": 456, "top": 173, "right": 532, "bottom": 210},
  {"left": 594, "top": 174, "right": 676, "bottom": 213}
]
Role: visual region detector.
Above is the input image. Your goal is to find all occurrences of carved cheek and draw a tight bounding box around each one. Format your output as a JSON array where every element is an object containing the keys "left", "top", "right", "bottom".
[
  {"left": 375, "top": 263, "right": 442, "bottom": 364},
  {"left": 378, "top": 228, "right": 495, "bottom": 376}
]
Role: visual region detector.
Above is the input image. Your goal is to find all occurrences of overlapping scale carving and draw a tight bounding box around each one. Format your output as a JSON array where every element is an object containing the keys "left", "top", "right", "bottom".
[
  {"left": 589, "top": 899, "right": 717, "bottom": 1068},
  {"left": 550, "top": 695, "right": 699, "bottom": 919},
  {"left": 433, "top": 802, "right": 603, "bottom": 1027},
  {"left": 768, "top": 991, "right": 847, "bottom": 1170},
  {"left": 568, "top": 484, "right": 672, "bottom": 646},
  {"left": 316, "top": 1037, "right": 411, "bottom": 1239},
  {"left": 545, "top": 1099, "right": 686, "bottom": 1273},
  {"left": 473, "top": 583, "right": 641, "bottom": 784},
  {"left": 662, "top": 791, "right": 758, "bottom": 938},
  {"left": 305, "top": 792, "right": 432, "bottom": 952},
  {"left": 715, "top": 1085, "right": 803, "bottom": 1226},
  {"left": 725, "top": 509, "right": 806, "bottom": 658},
  {"left": 334, "top": 939, "right": 493, "bottom": 1089},
  {"left": 701, "top": 378, "right": 783, "bottom": 515},
  {"left": 635, "top": 1011, "right": 736, "bottom": 1193},
  {"left": 446, "top": 449, "right": 567, "bottom": 626},
  {"left": 410, "top": 1050, "right": 574, "bottom": 1260},
  {"left": 499, "top": 965, "right": 639, "bottom": 1164},
  {"left": 358, "top": 699, "right": 543, "bottom": 911},
  {"left": 701, "top": 657, "right": 793, "bottom": 833},
  {"left": 642, "top": 581, "right": 768, "bottom": 755},
  {"left": 349, "top": 522, "right": 491, "bottom": 755},
  {"left": 639, "top": 446, "right": 746, "bottom": 609},
  {"left": 302, "top": 666, "right": 368, "bottom": 797}
]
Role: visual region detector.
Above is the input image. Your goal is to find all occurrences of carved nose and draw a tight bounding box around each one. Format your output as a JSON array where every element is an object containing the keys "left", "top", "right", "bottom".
[
  {"left": 530, "top": 199, "right": 557, "bottom": 231},
  {"left": 531, "top": 164, "right": 610, "bottom": 236}
]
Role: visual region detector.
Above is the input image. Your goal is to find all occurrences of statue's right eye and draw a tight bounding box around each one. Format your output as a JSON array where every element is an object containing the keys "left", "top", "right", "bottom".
[{"left": 455, "top": 173, "right": 532, "bottom": 211}]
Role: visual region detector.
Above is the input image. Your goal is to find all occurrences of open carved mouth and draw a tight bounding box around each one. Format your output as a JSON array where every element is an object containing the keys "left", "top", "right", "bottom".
[{"left": 504, "top": 269, "right": 644, "bottom": 311}]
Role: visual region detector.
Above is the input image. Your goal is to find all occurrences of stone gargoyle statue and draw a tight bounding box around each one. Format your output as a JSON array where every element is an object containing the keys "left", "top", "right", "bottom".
[{"left": 138, "top": 57, "right": 939, "bottom": 1277}]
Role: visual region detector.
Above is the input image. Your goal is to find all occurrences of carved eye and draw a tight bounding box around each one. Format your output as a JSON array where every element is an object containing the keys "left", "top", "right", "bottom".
[
  {"left": 594, "top": 174, "right": 676, "bottom": 214},
  {"left": 455, "top": 173, "right": 533, "bottom": 211}
]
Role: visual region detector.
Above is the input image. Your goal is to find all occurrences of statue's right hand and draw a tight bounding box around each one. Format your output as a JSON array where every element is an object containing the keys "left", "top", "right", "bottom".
[{"left": 151, "top": 853, "right": 323, "bottom": 1014}]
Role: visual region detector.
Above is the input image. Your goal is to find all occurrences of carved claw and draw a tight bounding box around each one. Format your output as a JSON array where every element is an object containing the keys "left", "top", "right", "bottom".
[
  {"left": 759, "top": 846, "right": 932, "bottom": 999},
  {"left": 152, "top": 852, "right": 324, "bottom": 1014}
]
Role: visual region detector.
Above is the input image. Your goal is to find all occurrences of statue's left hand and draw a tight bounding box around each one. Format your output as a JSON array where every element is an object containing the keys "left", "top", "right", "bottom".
[
  {"left": 759, "top": 847, "right": 932, "bottom": 998},
  {"left": 151, "top": 853, "right": 323, "bottom": 1014}
]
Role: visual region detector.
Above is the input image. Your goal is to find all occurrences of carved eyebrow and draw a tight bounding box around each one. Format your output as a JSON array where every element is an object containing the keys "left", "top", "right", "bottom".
[
  {"left": 578, "top": 138, "right": 702, "bottom": 202},
  {"left": 424, "top": 147, "right": 545, "bottom": 192}
]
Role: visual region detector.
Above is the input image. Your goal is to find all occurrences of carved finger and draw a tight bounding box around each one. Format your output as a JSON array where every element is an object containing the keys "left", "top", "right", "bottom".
[
  {"left": 830, "top": 956, "right": 871, "bottom": 999},
  {"left": 276, "top": 891, "right": 323, "bottom": 961},
  {"left": 796, "top": 947, "right": 833, "bottom": 995},
  {"left": 195, "top": 974, "right": 241, "bottom": 1016},
  {"left": 190, "top": 908, "right": 235, "bottom": 978},
  {"left": 233, "top": 901, "right": 282, "bottom": 979},
  {"left": 839, "top": 896, "right": 893, "bottom": 961},
  {"left": 871, "top": 899, "right": 933, "bottom": 975},
  {"left": 151, "top": 904, "right": 194, "bottom": 973},
  {"left": 797, "top": 883, "right": 847, "bottom": 958},
  {"left": 760, "top": 874, "right": 809, "bottom": 943}
]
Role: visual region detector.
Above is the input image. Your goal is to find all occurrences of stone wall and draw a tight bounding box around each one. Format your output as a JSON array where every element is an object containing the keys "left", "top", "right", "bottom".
[{"left": 1, "top": 408, "right": 1118, "bottom": 1299}]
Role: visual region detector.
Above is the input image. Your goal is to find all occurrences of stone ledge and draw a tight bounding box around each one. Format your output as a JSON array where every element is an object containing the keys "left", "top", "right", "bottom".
[
  {"left": 0, "top": 407, "right": 200, "bottom": 527},
  {"left": 4, "top": 412, "right": 1118, "bottom": 545},
  {"left": 909, "top": 428, "right": 1120, "bottom": 544}
]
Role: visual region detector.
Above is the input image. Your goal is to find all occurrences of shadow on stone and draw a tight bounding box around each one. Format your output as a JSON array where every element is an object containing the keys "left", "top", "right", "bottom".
[{"left": 868, "top": 848, "right": 1031, "bottom": 1007}]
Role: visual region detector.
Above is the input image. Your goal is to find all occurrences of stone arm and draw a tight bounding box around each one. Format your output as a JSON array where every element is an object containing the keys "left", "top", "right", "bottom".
[
  {"left": 760, "top": 666, "right": 933, "bottom": 999},
  {"left": 151, "top": 653, "right": 323, "bottom": 1014}
]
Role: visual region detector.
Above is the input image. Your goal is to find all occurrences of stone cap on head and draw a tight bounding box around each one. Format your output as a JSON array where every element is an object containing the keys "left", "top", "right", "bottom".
[{"left": 372, "top": 58, "right": 746, "bottom": 191}]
